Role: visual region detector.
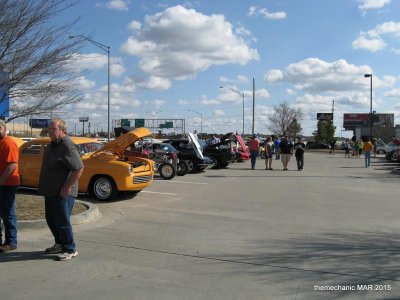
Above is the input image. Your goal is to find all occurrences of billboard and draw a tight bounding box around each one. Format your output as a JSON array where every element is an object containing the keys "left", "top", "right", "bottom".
[
  {"left": 0, "top": 70, "right": 10, "bottom": 117},
  {"left": 343, "top": 113, "right": 394, "bottom": 130},
  {"left": 317, "top": 113, "right": 333, "bottom": 121},
  {"left": 29, "top": 119, "right": 51, "bottom": 128}
]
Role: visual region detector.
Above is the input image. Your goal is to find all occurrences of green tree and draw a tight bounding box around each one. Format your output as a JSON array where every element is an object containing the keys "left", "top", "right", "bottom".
[{"left": 316, "top": 121, "right": 336, "bottom": 143}]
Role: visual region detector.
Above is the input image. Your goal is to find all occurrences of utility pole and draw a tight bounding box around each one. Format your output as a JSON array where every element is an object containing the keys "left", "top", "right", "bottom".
[{"left": 252, "top": 78, "right": 255, "bottom": 136}]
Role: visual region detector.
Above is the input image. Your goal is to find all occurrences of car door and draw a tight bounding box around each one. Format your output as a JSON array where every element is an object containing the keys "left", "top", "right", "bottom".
[{"left": 19, "top": 141, "right": 45, "bottom": 187}]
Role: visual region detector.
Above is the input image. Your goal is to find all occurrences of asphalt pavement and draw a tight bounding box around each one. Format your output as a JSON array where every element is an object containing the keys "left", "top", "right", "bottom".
[{"left": 1, "top": 151, "right": 399, "bottom": 300}]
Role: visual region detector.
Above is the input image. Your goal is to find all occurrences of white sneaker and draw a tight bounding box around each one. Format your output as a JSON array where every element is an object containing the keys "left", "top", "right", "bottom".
[
  {"left": 57, "top": 250, "right": 78, "bottom": 261},
  {"left": 45, "top": 243, "right": 63, "bottom": 254}
]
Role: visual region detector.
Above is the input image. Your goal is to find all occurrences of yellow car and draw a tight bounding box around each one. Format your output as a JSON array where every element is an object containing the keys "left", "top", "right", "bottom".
[
  {"left": 18, "top": 127, "right": 154, "bottom": 201},
  {"left": 10, "top": 136, "right": 25, "bottom": 148}
]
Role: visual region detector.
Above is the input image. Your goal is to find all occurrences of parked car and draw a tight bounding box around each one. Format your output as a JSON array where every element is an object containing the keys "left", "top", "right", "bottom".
[
  {"left": 10, "top": 136, "right": 25, "bottom": 147},
  {"left": 232, "top": 134, "right": 250, "bottom": 161},
  {"left": 164, "top": 133, "right": 214, "bottom": 172},
  {"left": 305, "top": 141, "right": 330, "bottom": 149},
  {"left": 125, "top": 141, "right": 188, "bottom": 179},
  {"left": 375, "top": 140, "right": 400, "bottom": 154},
  {"left": 202, "top": 132, "right": 235, "bottom": 168},
  {"left": 18, "top": 128, "right": 155, "bottom": 201}
]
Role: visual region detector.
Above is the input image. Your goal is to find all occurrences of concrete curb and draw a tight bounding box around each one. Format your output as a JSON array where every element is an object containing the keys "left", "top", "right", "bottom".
[{"left": 18, "top": 200, "right": 101, "bottom": 230}]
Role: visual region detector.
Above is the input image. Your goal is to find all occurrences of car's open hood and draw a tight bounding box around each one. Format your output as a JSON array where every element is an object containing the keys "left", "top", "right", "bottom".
[
  {"left": 188, "top": 133, "right": 204, "bottom": 159},
  {"left": 205, "top": 132, "right": 233, "bottom": 148},
  {"left": 94, "top": 127, "right": 153, "bottom": 156},
  {"left": 235, "top": 134, "right": 248, "bottom": 153}
]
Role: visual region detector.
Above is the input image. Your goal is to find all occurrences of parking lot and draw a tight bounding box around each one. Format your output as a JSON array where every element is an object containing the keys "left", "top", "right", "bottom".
[{"left": 1, "top": 151, "right": 400, "bottom": 300}]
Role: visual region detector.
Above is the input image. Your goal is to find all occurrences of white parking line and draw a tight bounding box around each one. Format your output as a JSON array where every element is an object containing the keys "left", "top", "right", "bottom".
[
  {"left": 156, "top": 180, "right": 208, "bottom": 185},
  {"left": 142, "top": 191, "right": 178, "bottom": 196}
]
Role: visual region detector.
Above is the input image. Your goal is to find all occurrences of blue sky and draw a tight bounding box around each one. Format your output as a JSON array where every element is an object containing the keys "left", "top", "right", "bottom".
[{"left": 60, "top": 0, "right": 400, "bottom": 136}]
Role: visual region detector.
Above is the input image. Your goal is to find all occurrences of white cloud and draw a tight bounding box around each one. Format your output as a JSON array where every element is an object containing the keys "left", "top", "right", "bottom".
[
  {"left": 120, "top": 5, "right": 259, "bottom": 79},
  {"left": 69, "top": 53, "right": 125, "bottom": 77},
  {"left": 352, "top": 36, "right": 386, "bottom": 52},
  {"left": 75, "top": 76, "right": 96, "bottom": 90},
  {"left": 128, "top": 20, "right": 142, "bottom": 31},
  {"left": 384, "top": 88, "right": 400, "bottom": 97},
  {"left": 358, "top": 0, "right": 391, "bottom": 11},
  {"left": 247, "top": 6, "right": 287, "bottom": 20},
  {"left": 137, "top": 76, "right": 171, "bottom": 90},
  {"left": 265, "top": 58, "right": 377, "bottom": 93},
  {"left": 213, "top": 109, "right": 225, "bottom": 116},
  {"left": 152, "top": 99, "right": 166, "bottom": 108},
  {"left": 96, "top": 0, "right": 130, "bottom": 11},
  {"left": 352, "top": 21, "right": 400, "bottom": 52}
]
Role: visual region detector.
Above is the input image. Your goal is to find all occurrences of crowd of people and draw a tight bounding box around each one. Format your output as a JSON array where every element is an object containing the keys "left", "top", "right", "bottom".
[
  {"left": 249, "top": 135, "right": 376, "bottom": 171},
  {"left": 248, "top": 134, "right": 306, "bottom": 172}
]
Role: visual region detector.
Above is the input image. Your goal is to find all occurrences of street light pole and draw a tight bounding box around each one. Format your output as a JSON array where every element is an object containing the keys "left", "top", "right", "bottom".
[
  {"left": 220, "top": 86, "right": 245, "bottom": 136},
  {"left": 364, "top": 73, "right": 373, "bottom": 137},
  {"left": 188, "top": 109, "right": 202, "bottom": 139},
  {"left": 69, "top": 35, "right": 111, "bottom": 142}
]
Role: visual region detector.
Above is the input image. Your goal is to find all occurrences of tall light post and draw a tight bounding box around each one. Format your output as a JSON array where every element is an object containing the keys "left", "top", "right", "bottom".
[
  {"left": 364, "top": 73, "right": 373, "bottom": 137},
  {"left": 188, "top": 109, "right": 203, "bottom": 139},
  {"left": 69, "top": 35, "right": 111, "bottom": 141},
  {"left": 220, "top": 86, "right": 245, "bottom": 136}
]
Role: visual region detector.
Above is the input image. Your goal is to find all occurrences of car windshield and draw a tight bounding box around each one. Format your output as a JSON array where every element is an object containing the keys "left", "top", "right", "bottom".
[
  {"left": 153, "top": 143, "right": 177, "bottom": 152},
  {"left": 77, "top": 142, "right": 103, "bottom": 155}
]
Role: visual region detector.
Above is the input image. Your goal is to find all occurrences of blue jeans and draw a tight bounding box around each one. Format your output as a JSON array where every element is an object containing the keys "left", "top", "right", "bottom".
[
  {"left": 45, "top": 195, "right": 76, "bottom": 252},
  {"left": 250, "top": 150, "right": 258, "bottom": 169},
  {"left": 364, "top": 151, "right": 371, "bottom": 167},
  {"left": 0, "top": 186, "right": 18, "bottom": 246}
]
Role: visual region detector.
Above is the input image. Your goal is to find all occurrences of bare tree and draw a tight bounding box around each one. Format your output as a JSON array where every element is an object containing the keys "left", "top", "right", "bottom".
[
  {"left": 267, "top": 101, "right": 304, "bottom": 137},
  {"left": 0, "top": 0, "right": 85, "bottom": 122}
]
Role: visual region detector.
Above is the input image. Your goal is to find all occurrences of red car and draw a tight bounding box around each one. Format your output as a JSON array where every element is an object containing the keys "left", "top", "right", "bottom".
[{"left": 233, "top": 134, "right": 250, "bottom": 161}]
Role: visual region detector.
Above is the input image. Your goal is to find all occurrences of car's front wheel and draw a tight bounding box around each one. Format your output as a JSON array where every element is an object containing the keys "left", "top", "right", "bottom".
[
  {"left": 159, "top": 162, "right": 176, "bottom": 180},
  {"left": 377, "top": 149, "right": 386, "bottom": 154},
  {"left": 90, "top": 176, "right": 118, "bottom": 201}
]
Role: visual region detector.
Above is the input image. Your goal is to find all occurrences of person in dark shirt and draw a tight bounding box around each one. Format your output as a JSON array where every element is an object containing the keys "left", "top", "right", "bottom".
[
  {"left": 294, "top": 138, "right": 306, "bottom": 171},
  {"left": 39, "top": 118, "right": 84, "bottom": 261},
  {"left": 329, "top": 138, "right": 337, "bottom": 155},
  {"left": 279, "top": 135, "right": 293, "bottom": 171}
]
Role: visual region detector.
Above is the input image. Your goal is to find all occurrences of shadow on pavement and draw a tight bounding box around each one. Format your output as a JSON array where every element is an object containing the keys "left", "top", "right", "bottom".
[{"left": 0, "top": 251, "right": 56, "bottom": 262}]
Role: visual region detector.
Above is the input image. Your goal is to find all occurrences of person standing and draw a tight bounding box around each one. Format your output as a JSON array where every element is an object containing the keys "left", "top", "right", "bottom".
[
  {"left": 39, "top": 118, "right": 84, "bottom": 261},
  {"left": 249, "top": 134, "right": 260, "bottom": 170},
  {"left": 329, "top": 138, "right": 336, "bottom": 155},
  {"left": 344, "top": 138, "right": 351, "bottom": 158},
  {"left": 274, "top": 136, "right": 281, "bottom": 160},
  {"left": 363, "top": 138, "right": 373, "bottom": 168},
  {"left": 294, "top": 137, "right": 306, "bottom": 171},
  {"left": 264, "top": 136, "right": 274, "bottom": 170},
  {"left": 0, "top": 120, "right": 20, "bottom": 253},
  {"left": 279, "top": 135, "right": 293, "bottom": 171}
]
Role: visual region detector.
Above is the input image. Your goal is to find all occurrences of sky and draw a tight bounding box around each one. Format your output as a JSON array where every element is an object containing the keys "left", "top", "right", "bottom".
[{"left": 56, "top": 0, "right": 400, "bottom": 137}]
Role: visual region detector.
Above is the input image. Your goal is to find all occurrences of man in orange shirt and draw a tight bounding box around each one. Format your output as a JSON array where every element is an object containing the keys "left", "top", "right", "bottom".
[
  {"left": 249, "top": 134, "right": 260, "bottom": 170},
  {"left": 0, "top": 120, "right": 20, "bottom": 253},
  {"left": 363, "top": 138, "right": 373, "bottom": 168}
]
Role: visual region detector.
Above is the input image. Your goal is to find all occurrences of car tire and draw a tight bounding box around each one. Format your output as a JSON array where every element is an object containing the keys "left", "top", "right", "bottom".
[
  {"left": 176, "top": 161, "right": 188, "bottom": 176},
  {"left": 211, "top": 157, "right": 221, "bottom": 169},
  {"left": 159, "top": 162, "right": 176, "bottom": 180},
  {"left": 90, "top": 176, "right": 118, "bottom": 201},
  {"left": 184, "top": 160, "right": 194, "bottom": 173}
]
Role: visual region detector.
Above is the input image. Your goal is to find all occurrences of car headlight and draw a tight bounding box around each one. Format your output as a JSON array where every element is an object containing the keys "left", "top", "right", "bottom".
[{"left": 129, "top": 165, "right": 134, "bottom": 175}]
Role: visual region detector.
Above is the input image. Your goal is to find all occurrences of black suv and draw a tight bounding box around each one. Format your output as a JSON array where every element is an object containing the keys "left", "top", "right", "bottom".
[
  {"left": 202, "top": 132, "right": 235, "bottom": 168},
  {"left": 164, "top": 133, "right": 214, "bottom": 173}
]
